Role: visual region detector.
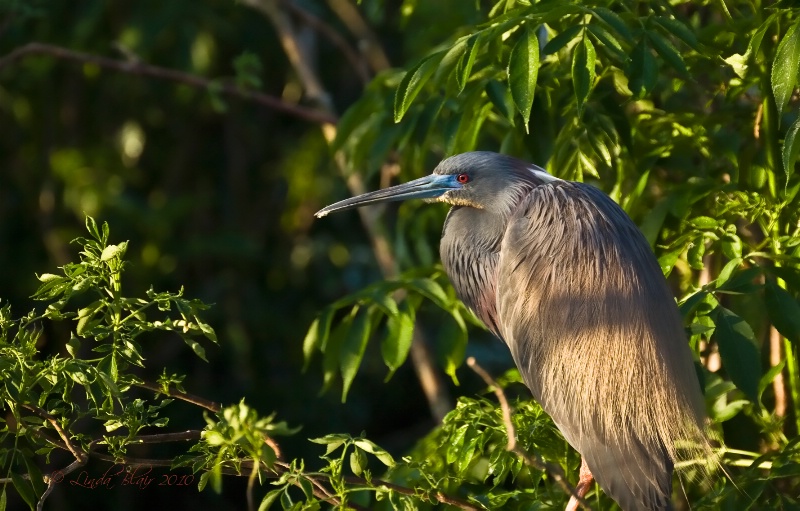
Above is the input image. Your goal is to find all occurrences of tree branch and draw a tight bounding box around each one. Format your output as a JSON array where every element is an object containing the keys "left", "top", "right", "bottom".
[
  {"left": 135, "top": 380, "right": 222, "bottom": 413},
  {"left": 325, "top": 0, "right": 390, "bottom": 73},
  {"left": 0, "top": 42, "right": 337, "bottom": 125},
  {"left": 466, "top": 357, "right": 594, "bottom": 511},
  {"left": 279, "top": 0, "right": 370, "bottom": 84},
  {"left": 22, "top": 404, "right": 88, "bottom": 464}
]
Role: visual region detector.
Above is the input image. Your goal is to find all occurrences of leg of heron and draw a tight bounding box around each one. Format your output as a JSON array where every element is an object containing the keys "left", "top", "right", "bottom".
[{"left": 564, "top": 457, "right": 594, "bottom": 511}]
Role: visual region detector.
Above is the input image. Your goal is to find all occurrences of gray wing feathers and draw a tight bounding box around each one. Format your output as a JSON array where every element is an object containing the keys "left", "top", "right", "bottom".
[{"left": 495, "top": 182, "right": 704, "bottom": 511}]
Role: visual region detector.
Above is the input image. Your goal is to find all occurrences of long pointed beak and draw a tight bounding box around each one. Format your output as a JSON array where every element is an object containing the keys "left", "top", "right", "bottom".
[{"left": 315, "top": 174, "right": 458, "bottom": 218}]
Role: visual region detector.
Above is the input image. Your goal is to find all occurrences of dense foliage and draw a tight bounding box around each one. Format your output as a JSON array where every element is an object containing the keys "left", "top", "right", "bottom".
[{"left": 1, "top": 0, "right": 799, "bottom": 510}]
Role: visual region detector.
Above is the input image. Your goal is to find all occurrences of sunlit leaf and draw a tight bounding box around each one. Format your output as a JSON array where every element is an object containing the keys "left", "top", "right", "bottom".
[
  {"left": 394, "top": 51, "right": 445, "bottom": 122},
  {"left": 572, "top": 34, "right": 596, "bottom": 113},
  {"left": 303, "top": 311, "right": 333, "bottom": 371},
  {"left": 782, "top": 114, "right": 800, "bottom": 182},
  {"left": 772, "top": 19, "right": 800, "bottom": 118},
  {"left": 349, "top": 447, "right": 367, "bottom": 476},
  {"left": 407, "top": 278, "right": 450, "bottom": 309},
  {"left": 100, "top": 242, "right": 128, "bottom": 262},
  {"left": 508, "top": 25, "right": 540, "bottom": 131},
  {"left": 456, "top": 34, "right": 481, "bottom": 93}
]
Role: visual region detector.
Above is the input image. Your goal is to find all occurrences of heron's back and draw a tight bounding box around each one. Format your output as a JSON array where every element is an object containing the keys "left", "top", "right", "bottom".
[{"left": 442, "top": 181, "right": 706, "bottom": 511}]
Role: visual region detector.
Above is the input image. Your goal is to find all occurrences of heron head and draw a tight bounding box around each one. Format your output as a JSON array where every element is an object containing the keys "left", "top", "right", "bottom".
[{"left": 314, "top": 151, "right": 558, "bottom": 218}]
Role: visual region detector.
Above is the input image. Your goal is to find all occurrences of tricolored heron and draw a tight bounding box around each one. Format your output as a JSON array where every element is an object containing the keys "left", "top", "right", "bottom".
[{"left": 316, "top": 151, "right": 707, "bottom": 510}]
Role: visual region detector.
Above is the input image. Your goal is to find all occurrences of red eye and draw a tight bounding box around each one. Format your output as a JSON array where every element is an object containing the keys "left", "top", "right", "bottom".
[{"left": 456, "top": 173, "right": 470, "bottom": 184}]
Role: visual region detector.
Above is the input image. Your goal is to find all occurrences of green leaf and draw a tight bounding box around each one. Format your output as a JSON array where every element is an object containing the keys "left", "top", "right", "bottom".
[
  {"left": 716, "top": 257, "right": 743, "bottom": 287},
  {"left": 371, "top": 293, "right": 398, "bottom": 317},
  {"left": 100, "top": 242, "right": 128, "bottom": 262},
  {"left": 10, "top": 472, "right": 35, "bottom": 510},
  {"left": 772, "top": 20, "right": 800, "bottom": 118},
  {"left": 485, "top": 80, "right": 516, "bottom": 126},
  {"left": 442, "top": 307, "right": 468, "bottom": 384},
  {"left": 447, "top": 424, "right": 469, "bottom": 464},
  {"left": 541, "top": 25, "right": 582, "bottom": 55},
  {"left": 652, "top": 16, "right": 700, "bottom": 51},
  {"left": 508, "top": 25, "right": 540, "bottom": 131},
  {"left": 688, "top": 236, "right": 706, "bottom": 270},
  {"left": 647, "top": 31, "right": 688, "bottom": 77},
  {"left": 98, "top": 353, "right": 119, "bottom": 381},
  {"left": 782, "top": 114, "right": 800, "bottom": 182},
  {"left": 572, "top": 34, "right": 596, "bottom": 113},
  {"left": 758, "top": 359, "right": 786, "bottom": 403},
  {"left": 354, "top": 438, "right": 395, "bottom": 466},
  {"left": 591, "top": 7, "right": 632, "bottom": 42},
  {"left": 764, "top": 280, "right": 800, "bottom": 345},
  {"left": 456, "top": 34, "right": 481, "bottom": 93},
  {"left": 688, "top": 216, "right": 719, "bottom": 229},
  {"left": 394, "top": 51, "right": 445, "bottom": 122},
  {"left": 657, "top": 243, "right": 685, "bottom": 277},
  {"left": 349, "top": 447, "right": 367, "bottom": 476},
  {"left": 85, "top": 216, "right": 101, "bottom": 241},
  {"left": 303, "top": 310, "right": 333, "bottom": 371},
  {"left": 721, "top": 234, "right": 743, "bottom": 260},
  {"left": 321, "top": 315, "right": 350, "bottom": 393},
  {"left": 628, "top": 39, "right": 657, "bottom": 99},
  {"left": 339, "top": 307, "right": 372, "bottom": 402},
  {"left": 382, "top": 302, "right": 415, "bottom": 380},
  {"left": 714, "top": 306, "right": 761, "bottom": 402},
  {"left": 259, "top": 489, "right": 282, "bottom": 511},
  {"left": 0, "top": 488, "right": 6, "bottom": 511},
  {"left": 22, "top": 456, "right": 45, "bottom": 497},
  {"left": 407, "top": 278, "right": 450, "bottom": 309},
  {"left": 586, "top": 22, "right": 626, "bottom": 62},
  {"left": 766, "top": 266, "right": 800, "bottom": 292},
  {"left": 184, "top": 338, "right": 208, "bottom": 362}
]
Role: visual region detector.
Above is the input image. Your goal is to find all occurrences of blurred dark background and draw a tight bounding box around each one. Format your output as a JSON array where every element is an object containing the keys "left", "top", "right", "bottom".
[{"left": 0, "top": 1, "right": 509, "bottom": 509}]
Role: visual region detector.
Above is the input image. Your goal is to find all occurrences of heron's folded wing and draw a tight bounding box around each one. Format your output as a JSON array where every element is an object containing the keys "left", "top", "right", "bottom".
[{"left": 495, "top": 181, "right": 680, "bottom": 510}]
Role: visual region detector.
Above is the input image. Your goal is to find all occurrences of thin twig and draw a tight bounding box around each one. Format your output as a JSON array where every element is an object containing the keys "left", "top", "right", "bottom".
[
  {"left": 129, "top": 430, "right": 202, "bottom": 443},
  {"left": 135, "top": 381, "right": 222, "bottom": 413},
  {"left": 22, "top": 404, "right": 87, "bottom": 464},
  {"left": 342, "top": 475, "right": 483, "bottom": 511},
  {"left": 466, "top": 357, "right": 594, "bottom": 511},
  {"left": 247, "top": 461, "right": 259, "bottom": 511},
  {"left": 0, "top": 42, "right": 337, "bottom": 125}
]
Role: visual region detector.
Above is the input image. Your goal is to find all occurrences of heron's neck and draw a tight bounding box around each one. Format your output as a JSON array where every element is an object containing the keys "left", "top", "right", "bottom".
[
  {"left": 440, "top": 206, "right": 508, "bottom": 337},
  {"left": 444, "top": 206, "right": 507, "bottom": 251}
]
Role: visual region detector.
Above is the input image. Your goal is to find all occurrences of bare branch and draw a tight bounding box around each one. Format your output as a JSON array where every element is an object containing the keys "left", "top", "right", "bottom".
[
  {"left": 129, "top": 430, "right": 202, "bottom": 444},
  {"left": 279, "top": 0, "right": 370, "bottom": 84},
  {"left": 135, "top": 380, "right": 222, "bottom": 413},
  {"left": 466, "top": 357, "right": 594, "bottom": 511},
  {"left": 0, "top": 42, "right": 337, "bottom": 125},
  {"left": 325, "top": 0, "right": 390, "bottom": 73}
]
